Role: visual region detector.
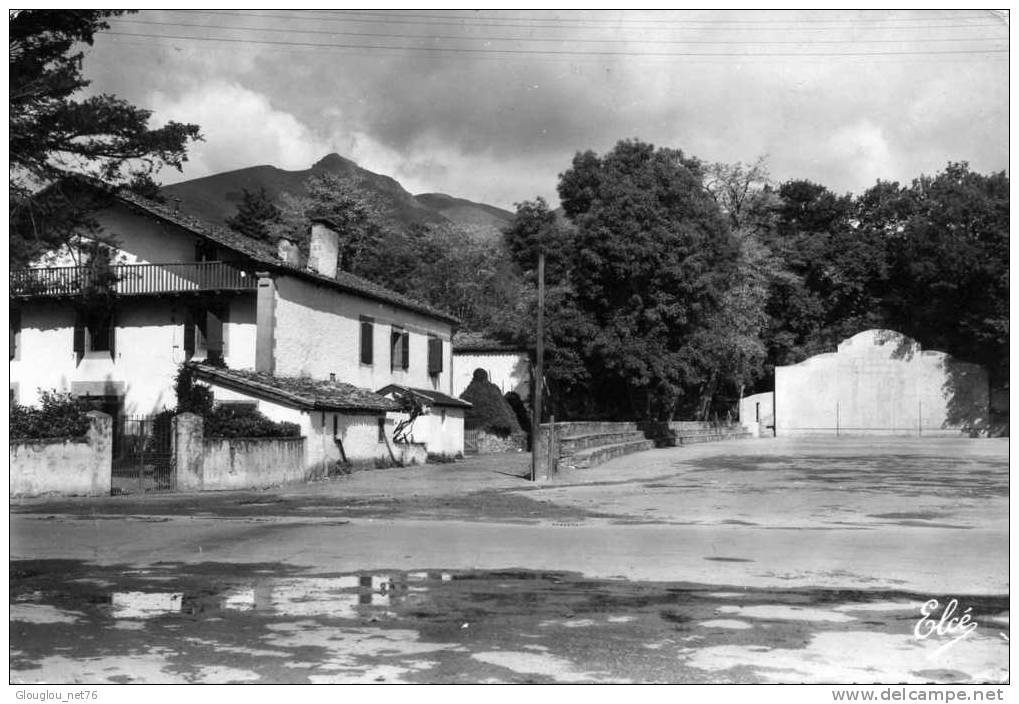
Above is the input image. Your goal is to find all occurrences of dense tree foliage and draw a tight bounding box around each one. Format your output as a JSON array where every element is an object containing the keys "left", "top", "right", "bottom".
[
  {"left": 10, "top": 10, "right": 201, "bottom": 265},
  {"left": 495, "top": 144, "right": 1007, "bottom": 423},
  {"left": 500, "top": 140, "right": 742, "bottom": 420},
  {"left": 225, "top": 187, "right": 280, "bottom": 242}
]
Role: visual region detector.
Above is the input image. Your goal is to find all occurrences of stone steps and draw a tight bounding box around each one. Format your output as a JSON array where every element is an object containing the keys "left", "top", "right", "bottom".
[
  {"left": 562, "top": 438, "right": 657, "bottom": 470},
  {"left": 559, "top": 430, "right": 649, "bottom": 455},
  {"left": 676, "top": 430, "right": 753, "bottom": 446}
]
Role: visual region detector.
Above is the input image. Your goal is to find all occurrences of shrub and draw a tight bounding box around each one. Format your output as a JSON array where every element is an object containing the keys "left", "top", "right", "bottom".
[
  {"left": 203, "top": 404, "right": 300, "bottom": 438},
  {"left": 174, "top": 366, "right": 214, "bottom": 416},
  {"left": 10, "top": 390, "right": 91, "bottom": 439},
  {"left": 460, "top": 369, "right": 521, "bottom": 437}
]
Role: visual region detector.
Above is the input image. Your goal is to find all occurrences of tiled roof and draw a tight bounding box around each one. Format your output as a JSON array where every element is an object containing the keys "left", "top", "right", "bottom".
[
  {"left": 452, "top": 331, "right": 528, "bottom": 353},
  {"left": 190, "top": 364, "right": 399, "bottom": 413},
  {"left": 377, "top": 384, "right": 473, "bottom": 409},
  {"left": 78, "top": 180, "right": 459, "bottom": 324}
]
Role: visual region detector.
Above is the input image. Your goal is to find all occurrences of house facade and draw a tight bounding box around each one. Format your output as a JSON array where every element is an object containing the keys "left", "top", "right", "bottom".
[
  {"left": 10, "top": 181, "right": 462, "bottom": 467},
  {"left": 452, "top": 332, "right": 531, "bottom": 400}
]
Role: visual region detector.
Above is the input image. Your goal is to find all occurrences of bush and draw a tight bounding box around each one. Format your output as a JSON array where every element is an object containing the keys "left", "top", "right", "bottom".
[
  {"left": 204, "top": 404, "right": 300, "bottom": 438},
  {"left": 10, "top": 390, "right": 91, "bottom": 439},
  {"left": 460, "top": 369, "right": 521, "bottom": 437},
  {"left": 175, "top": 366, "right": 214, "bottom": 415}
]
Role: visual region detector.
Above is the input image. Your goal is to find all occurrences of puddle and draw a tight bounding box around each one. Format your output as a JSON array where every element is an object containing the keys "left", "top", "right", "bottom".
[
  {"left": 717, "top": 604, "right": 857, "bottom": 623},
  {"left": 10, "top": 604, "right": 84, "bottom": 624},
  {"left": 110, "top": 591, "right": 183, "bottom": 619},
  {"left": 700, "top": 619, "right": 753, "bottom": 630},
  {"left": 683, "top": 630, "right": 1008, "bottom": 684},
  {"left": 9, "top": 560, "right": 1011, "bottom": 684},
  {"left": 471, "top": 651, "right": 602, "bottom": 683}
]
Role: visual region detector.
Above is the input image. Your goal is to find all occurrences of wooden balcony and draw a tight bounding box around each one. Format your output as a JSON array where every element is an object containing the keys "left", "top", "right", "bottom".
[{"left": 10, "top": 261, "right": 258, "bottom": 298}]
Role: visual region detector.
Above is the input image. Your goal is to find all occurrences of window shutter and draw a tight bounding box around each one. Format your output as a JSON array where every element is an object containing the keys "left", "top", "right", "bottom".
[
  {"left": 428, "top": 337, "right": 442, "bottom": 374},
  {"left": 9, "top": 310, "right": 20, "bottom": 361},
  {"left": 107, "top": 311, "right": 116, "bottom": 362},
  {"left": 360, "top": 317, "right": 373, "bottom": 364},
  {"left": 401, "top": 331, "right": 410, "bottom": 370},
  {"left": 183, "top": 309, "right": 196, "bottom": 357},
  {"left": 390, "top": 327, "right": 402, "bottom": 372},
  {"left": 72, "top": 309, "right": 85, "bottom": 364}
]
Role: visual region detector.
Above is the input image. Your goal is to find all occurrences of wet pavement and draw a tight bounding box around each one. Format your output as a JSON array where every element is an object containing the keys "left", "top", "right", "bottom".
[
  {"left": 9, "top": 437, "right": 1010, "bottom": 683},
  {"left": 10, "top": 560, "right": 1009, "bottom": 684}
]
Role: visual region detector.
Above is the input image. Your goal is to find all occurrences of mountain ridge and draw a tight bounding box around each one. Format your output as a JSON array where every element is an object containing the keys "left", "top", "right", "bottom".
[{"left": 160, "top": 154, "right": 514, "bottom": 243}]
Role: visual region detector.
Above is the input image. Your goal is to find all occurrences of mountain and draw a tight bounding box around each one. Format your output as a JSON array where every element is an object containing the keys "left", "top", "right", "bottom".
[{"left": 160, "top": 154, "right": 514, "bottom": 243}]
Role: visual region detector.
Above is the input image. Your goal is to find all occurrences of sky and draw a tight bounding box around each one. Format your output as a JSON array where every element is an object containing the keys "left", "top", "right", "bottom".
[{"left": 81, "top": 9, "right": 1009, "bottom": 210}]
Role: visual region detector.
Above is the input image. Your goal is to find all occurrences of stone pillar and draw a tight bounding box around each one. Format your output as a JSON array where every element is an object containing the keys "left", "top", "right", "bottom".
[
  {"left": 255, "top": 272, "right": 276, "bottom": 374},
  {"left": 85, "top": 411, "right": 112, "bottom": 497},
  {"left": 173, "top": 412, "right": 204, "bottom": 491}
]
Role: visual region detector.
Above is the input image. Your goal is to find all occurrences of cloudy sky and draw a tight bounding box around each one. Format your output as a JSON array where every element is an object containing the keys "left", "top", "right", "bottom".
[{"left": 82, "top": 9, "right": 1008, "bottom": 210}]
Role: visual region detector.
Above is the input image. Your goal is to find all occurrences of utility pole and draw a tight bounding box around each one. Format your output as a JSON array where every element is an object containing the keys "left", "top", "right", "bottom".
[{"left": 531, "top": 250, "right": 545, "bottom": 483}]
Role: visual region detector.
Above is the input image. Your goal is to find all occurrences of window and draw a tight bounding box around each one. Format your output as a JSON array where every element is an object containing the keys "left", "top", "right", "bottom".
[
  {"left": 73, "top": 307, "right": 115, "bottom": 363},
  {"left": 360, "top": 316, "right": 374, "bottom": 365},
  {"left": 9, "top": 309, "right": 20, "bottom": 361},
  {"left": 184, "top": 305, "right": 226, "bottom": 364},
  {"left": 427, "top": 336, "right": 443, "bottom": 375},
  {"left": 377, "top": 417, "right": 386, "bottom": 443},
  {"left": 390, "top": 327, "right": 409, "bottom": 372}
]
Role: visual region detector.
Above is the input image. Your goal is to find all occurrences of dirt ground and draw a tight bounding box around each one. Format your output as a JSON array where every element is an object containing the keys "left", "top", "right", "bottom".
[{"left": 9, "top": 436, "right": 1010, "bottom": 684}]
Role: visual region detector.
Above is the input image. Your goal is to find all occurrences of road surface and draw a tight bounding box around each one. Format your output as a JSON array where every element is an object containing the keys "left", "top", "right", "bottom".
[{"left": 9, "top": 437, "right": 1009, "bottom": 683}]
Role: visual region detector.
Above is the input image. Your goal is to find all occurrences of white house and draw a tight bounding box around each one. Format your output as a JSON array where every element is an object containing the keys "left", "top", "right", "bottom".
[
  {"left": 452, "top": 331, "right": 531, "bottom": 399},
  {"left": 9, "top": 179, "right": 463, "bottom": 467}
]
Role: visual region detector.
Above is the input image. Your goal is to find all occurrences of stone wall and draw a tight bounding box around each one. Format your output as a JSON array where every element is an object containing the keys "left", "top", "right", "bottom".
[
  {"left": 10, "top": 411, "right": 112, "bottom": 497},
  {"left": 173, "top": 413, "right": 307, "bottom": 491}
]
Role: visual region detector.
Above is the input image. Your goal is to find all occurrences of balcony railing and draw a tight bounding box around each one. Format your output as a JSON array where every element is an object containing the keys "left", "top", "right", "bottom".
[{"left": 10, "top": 261, "right": 258, "bottom": 298}]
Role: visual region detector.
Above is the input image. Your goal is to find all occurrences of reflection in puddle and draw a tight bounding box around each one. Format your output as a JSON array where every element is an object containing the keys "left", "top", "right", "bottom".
[
  {"left": 219, "top": 571, "right": 455, "bottom": 619},
  {"left": 110, "top": 591, "right": 183, "bottom": 619}
]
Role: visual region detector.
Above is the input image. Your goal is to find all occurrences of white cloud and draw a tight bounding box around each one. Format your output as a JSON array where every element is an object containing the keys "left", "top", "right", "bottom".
[{"left": 148, "top": 82, "right": 333, "bottom": 181}]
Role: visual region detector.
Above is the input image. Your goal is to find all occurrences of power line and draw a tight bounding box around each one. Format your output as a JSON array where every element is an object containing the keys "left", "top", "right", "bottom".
[
  {"left": 181, "top": 9, "right": 1007, "bottom": 33},
  {"left": 110, "top": 17, "right": 1008, "bottom": 47},
  {"left": 319, "top": 9, "right": 999, "bottom": 26},
  {"left": 102, "top": 29, "right": 1011, "bottom": 58}
]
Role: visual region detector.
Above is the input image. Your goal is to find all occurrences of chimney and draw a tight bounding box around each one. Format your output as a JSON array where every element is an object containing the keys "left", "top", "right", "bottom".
[
  {"left": 277, "top": 237, "right": 301, "bottom": 266},
  {"left": 308, "top": 218, "right": 340, "bottom": 278}
]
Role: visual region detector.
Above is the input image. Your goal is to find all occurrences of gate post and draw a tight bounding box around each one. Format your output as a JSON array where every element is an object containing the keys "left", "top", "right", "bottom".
[
  {"left": 172, "top": 413, "right": 204, "bottom": 491},
  {"left": 86, "top": 411, "right": 112, "bottom": 496}
]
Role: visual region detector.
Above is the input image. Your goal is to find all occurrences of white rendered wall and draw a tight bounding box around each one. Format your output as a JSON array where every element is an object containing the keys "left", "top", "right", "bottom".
[
  {"left": 11, "top": 295, "right": 256, "bottom": 415},
  {"left": 273, "top": 276, "right": 454, "bottom": 394},
  {"left": 387, "top": 407, "right": 465, "bottom": 457},
  {"left": 774, "top": 329, "right": 989, "bottom": 437},
  {"left": 453, "top": 351, "right": 531, "bottom": 398}
]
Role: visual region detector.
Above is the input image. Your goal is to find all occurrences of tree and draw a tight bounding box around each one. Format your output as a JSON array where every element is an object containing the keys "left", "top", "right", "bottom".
[
  {"left": 551, "top": 139, "right": 740, "bottom": 420},
  {"left": 881, "top": 163, "right": 1009, "bottom": 386},
  {"left": 704, "top": 156, "right": 777, "bottom": 232},
  {"left": 10, "top": 10, "right": 201, "bottom": 264},
  {"left": 267, "top": 172, "right": 386, "bottom": 273},
  {"left": 225, "top": 187, "right": 281, "bottom": 242},
  {"left": 760, "top": 179, "right": 858, "bottom": 368}
]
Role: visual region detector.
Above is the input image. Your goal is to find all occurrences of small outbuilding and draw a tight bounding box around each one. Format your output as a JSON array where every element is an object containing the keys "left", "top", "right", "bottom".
[
  {"left": 189, "top": 363, "right": 426, "bottom": 472},
  {"left": 376, "top": 384, "right": 471, "bottom": 459}
]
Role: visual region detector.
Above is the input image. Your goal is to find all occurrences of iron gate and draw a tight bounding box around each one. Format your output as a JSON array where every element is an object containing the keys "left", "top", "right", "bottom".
[{"left": 112, "top": 414, "right": 175, "bottom": 493}]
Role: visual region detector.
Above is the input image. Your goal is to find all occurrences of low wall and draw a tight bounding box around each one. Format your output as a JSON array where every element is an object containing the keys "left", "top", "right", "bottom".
[
  {"left": 173, "top": 413, "right": 308, "bottom": 491},
  {"left": 10, "top": 411, "right": 112, "bottom": 497},
  {"left": 201, "top": 436, "right": 306, "bottom": 490}
]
